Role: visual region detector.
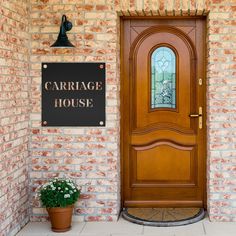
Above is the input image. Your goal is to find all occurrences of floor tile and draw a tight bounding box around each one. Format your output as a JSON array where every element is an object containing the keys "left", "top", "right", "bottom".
[
  {"left": 81, "top": 218, "right": 143, "bottom": 235},
  {"left": 16, "top": 222, "right": 85, "bottom": 236},
  {"left": 79, "top": 234, "right": 111, "bottom": 236},
  {"left": 48, "top": 223, "right": 85, "bottom": 235},
  {"left": 205, "top": 234, "right": 236, "bottom": 236},
  {"left": 48, "top": 234, "right": 79, "bottom": 236},
  {"left": 17, "top": 234, "right": 46, "bottom": 236},
  {"left": 174, "top": 223, "right": 205, "bottom": 236},
  {"left": 111, "top": 234, "right": 142, "bottom": 236},
  {"left": 16, "top": 217, "right": 236, "bottom": 236},
  {"left": 111, "top": 234, "right": 143, "bottom": 236},
  {"left": 112, "top": 234, "right": 173, "bottom": 236},
  {"left": 144, "top": 221, "right": 205, "bottom": 236},
  {"left": 204, "top": 220, "right": 236, "bottom": 235},
  {"left": 55, "top": 222, "right": 85, "bottom": 234},
  {"left": 175, "top": 231, "right": 205, "bottom": 236},
  {"left": 16, "top": 222, "right": 51, "bottom": 236}
]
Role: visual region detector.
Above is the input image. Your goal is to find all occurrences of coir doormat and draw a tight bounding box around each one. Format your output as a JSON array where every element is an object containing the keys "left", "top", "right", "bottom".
[{"left": 122, "top": 208, "right": 205, "bottom": 227}]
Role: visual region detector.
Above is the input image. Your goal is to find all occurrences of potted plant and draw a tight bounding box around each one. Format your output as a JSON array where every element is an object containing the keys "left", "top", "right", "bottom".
[{"left": 39, "top": 178, "right": 80, "bottom": 232}]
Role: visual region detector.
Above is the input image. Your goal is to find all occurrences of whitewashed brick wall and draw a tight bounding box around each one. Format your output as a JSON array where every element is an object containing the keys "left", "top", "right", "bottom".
[{"left": 0, "top": 0, "right": 30, "bottom": 235}]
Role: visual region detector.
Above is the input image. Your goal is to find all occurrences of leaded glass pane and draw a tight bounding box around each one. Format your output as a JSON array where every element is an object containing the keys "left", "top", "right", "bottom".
[{"left": 151, "top": 47, "right": 176, "bottom": 109}]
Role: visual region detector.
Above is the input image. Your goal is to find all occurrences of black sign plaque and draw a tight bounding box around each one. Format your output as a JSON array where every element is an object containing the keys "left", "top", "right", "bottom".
[{"left": 42, "top": 63, "right": 105, "bottom": 126}]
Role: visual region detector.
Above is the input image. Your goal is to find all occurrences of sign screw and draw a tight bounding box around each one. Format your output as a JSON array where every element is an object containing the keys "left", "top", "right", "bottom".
[
  {"left": 99, "top": 64, "right": 104, "bottom": 69},
  {"left": 43, "top": 121, "right": 47, "bottom": 125},
  {"left": 43, "top": 64, "right": 47, "bottom": 69},
  {"left": 99, "top": 121, "right": 104, "bottom": 126}
]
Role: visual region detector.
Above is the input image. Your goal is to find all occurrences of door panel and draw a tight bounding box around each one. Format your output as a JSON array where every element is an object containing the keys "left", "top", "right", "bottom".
[
  {"left": 121, "top": 18, "right": 206, "bottom": 208},
  {"left": 134, "top": 30, "right": 194, "bottom": 129},
  {"left": 135, "top": 145, "right": 193, "bottom": 181}
]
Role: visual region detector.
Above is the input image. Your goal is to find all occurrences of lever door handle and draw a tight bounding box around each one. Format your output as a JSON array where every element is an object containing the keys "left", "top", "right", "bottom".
[
  {"left": 189, "top": 107, "right": 203, "bottom": 129},
  {"left": 189, "top": 114, "right": 202, "bottom": 118}
]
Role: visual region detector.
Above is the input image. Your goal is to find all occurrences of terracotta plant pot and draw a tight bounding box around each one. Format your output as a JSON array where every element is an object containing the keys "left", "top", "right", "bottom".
[{"left": 47, "top": 205, "right": 73, "bottom": 232}]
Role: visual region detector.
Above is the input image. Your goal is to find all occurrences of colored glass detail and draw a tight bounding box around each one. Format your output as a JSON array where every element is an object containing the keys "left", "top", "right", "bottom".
[{"left": 151, "top": 47, "right": 176, "bottom": 109}]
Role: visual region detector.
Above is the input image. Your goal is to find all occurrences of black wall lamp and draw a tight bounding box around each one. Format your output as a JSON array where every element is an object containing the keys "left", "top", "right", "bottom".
[{"left": 51, "top": 15, "right": 75, "bottom": 47}]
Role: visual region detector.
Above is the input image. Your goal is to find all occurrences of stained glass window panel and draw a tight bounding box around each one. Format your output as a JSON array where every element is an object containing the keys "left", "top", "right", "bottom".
[{"left": 151, "top": 47, "right": 176, "bottom": 109}]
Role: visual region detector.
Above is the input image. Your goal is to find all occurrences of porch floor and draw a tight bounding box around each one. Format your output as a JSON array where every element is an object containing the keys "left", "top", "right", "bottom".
[{"left": 16, "top": 216, "right": 236, "bottom": 236}]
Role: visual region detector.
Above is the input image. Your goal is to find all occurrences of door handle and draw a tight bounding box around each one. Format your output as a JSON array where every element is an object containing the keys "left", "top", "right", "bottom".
[
  {"left": 189, "top": 107, "right": 203, "bottom": 129},
  {"left": 189, "top": 114, "right": 201, "bottom": 118}
]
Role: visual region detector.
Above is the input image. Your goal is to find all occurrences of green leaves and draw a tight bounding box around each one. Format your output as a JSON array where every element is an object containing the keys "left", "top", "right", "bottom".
[{"left": 39, "top": 178, "right": 80, "bottom": 208}]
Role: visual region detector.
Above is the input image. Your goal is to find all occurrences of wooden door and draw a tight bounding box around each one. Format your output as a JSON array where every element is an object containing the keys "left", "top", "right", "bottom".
[{"left": 121, "top": 18, "right": 206, "bottom": 208}]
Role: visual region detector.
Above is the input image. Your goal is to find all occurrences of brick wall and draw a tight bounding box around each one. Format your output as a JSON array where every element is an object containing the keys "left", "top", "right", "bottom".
[
  {"left": 206, "top": 0, "right": 236, "bottom": 221},
  {"left": 1, "top": 1, "right": 236, "bottom": 234},
  {"left": 0, "top": 0, "right": 30, "bottom": 235},
  {"left": 29, "top": 0, "right": 120, "bottom": 222},
  {"left": 28, "top": 0, "right": 236, "bottom": 222}
]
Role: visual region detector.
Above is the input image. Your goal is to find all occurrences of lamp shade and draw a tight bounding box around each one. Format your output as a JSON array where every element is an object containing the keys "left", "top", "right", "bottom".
[{"left": 51, "top": 15, "right": 75, "bottom": 48}]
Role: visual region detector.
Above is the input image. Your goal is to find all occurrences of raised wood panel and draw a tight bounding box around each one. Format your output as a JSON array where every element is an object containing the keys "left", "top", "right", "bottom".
[
  {"left": 135, "top": 144, "right": 192, "bottom": 181},
  {"left": 129, "top": 19, "right": 197, "bottom": 45},
  {"left": 130, "top": 26, "right": 196, "bottom": 130},
  {"left": 131, "top": 26, "right": 196, "bottom": 45},
  {"left": 131, "top": 129, "right": 196, "bottom": 146}
]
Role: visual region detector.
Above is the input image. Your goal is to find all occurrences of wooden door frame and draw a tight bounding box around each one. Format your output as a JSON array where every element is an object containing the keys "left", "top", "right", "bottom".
[{"left": 120, "top": 16, "right": 207, "bottom": 210}]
